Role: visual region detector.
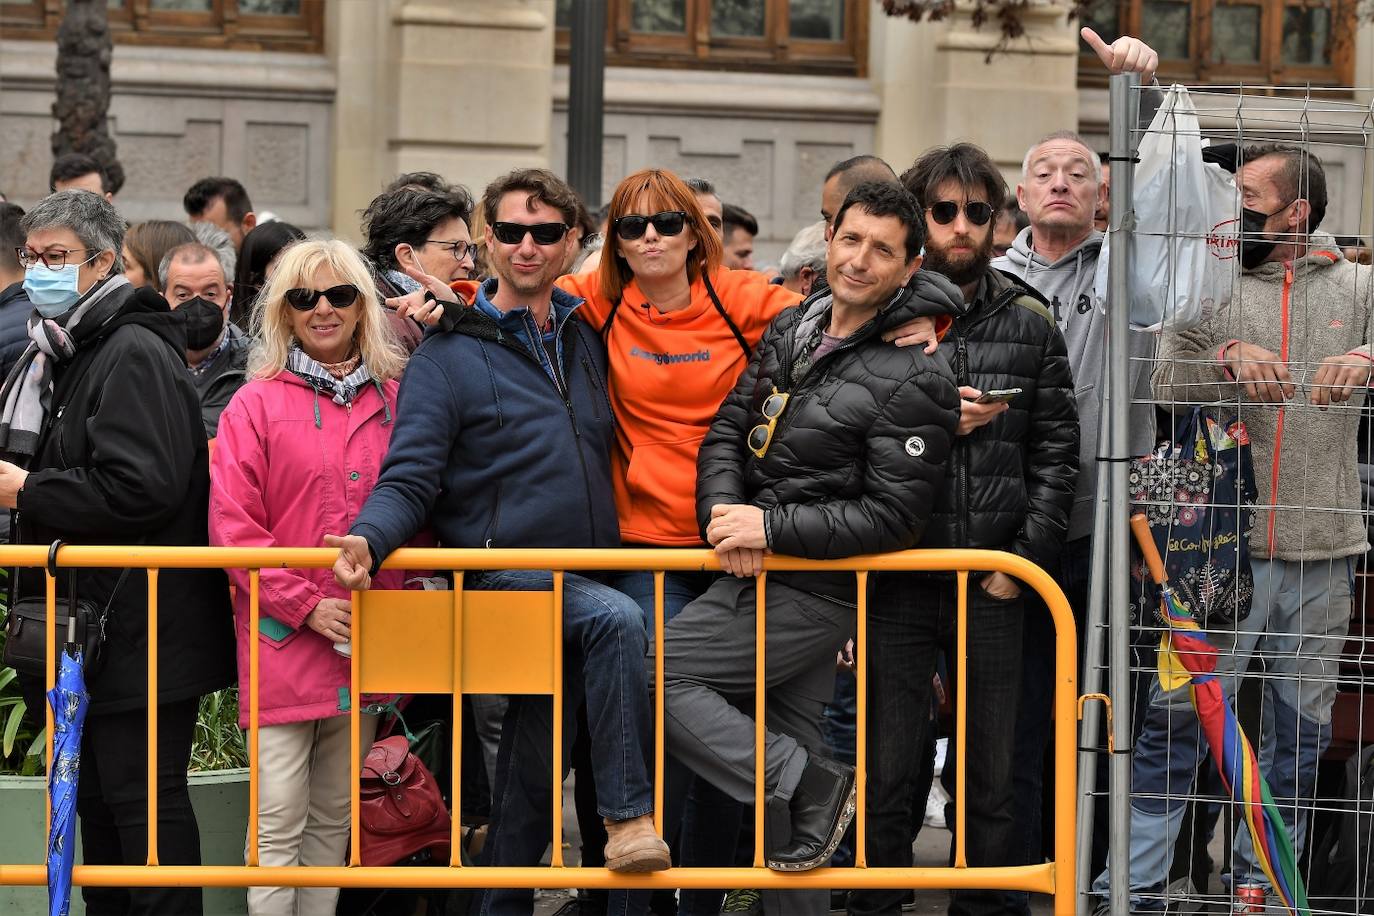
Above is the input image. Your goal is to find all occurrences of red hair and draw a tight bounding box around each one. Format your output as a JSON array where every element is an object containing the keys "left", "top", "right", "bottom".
[{"left": 598, "top": 168, "right": 723, "bottom": 304}]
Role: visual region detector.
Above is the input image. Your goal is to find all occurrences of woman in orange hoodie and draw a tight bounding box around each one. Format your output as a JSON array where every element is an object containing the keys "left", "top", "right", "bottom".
[{"left": 556, "top": 170, "right": 798, "bottom": 592}]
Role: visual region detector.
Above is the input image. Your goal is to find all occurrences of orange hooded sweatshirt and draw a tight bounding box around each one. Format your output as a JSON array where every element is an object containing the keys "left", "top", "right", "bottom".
[{"left": 556, "top": 268, "right": 800, "bottom": 545}]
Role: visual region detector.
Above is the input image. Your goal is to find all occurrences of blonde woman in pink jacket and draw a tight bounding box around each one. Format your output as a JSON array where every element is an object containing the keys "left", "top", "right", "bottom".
[{"left": 209, "top": 239, "right": 408, "bottom": 915}]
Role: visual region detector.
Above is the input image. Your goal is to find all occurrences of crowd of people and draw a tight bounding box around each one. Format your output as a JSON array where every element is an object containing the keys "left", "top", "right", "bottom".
[{"left": 1, "top": 25, "right": 1372, "bottom": 916}]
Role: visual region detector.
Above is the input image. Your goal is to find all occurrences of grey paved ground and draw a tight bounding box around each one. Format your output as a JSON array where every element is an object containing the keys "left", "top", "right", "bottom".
[{"left": 531, "top": 781, "right": 1056, "bottom": 914}]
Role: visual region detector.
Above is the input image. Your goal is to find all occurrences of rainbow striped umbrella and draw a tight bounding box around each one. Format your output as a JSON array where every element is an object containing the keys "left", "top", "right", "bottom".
[{"left": 1131, "top": 513, "right": 1308, "bottom": 915}]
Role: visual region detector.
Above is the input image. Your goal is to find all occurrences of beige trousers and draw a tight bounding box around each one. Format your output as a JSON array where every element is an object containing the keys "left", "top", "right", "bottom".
[{"left": 246, "top": 714, "right": 378, "bottom": 916}]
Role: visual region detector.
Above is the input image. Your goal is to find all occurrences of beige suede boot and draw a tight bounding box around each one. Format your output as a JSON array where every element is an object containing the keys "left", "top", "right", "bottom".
[{"left": 602, "top": 813, "right": 671, "bottom": 872}]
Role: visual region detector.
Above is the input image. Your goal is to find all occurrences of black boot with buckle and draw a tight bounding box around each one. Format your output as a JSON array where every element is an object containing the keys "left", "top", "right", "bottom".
[{"left": 765, "top": 753, "right": 856, "bottom": 872}]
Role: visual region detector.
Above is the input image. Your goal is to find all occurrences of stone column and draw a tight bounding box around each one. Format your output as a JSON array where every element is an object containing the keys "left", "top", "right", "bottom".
[
  {"left": 329, "top": 0, "right": 556, "bottom": 241},
  {"left": 874, "top": 1, "right": 1080, "bottom": 183}
]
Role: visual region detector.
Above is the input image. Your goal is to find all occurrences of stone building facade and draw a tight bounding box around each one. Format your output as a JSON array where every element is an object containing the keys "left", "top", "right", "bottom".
[{"left": 3, "top": 1, "right": 1372, "bottom": 264}]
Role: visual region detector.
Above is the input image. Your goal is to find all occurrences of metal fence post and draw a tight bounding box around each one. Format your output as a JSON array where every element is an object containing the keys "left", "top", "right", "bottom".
[{"left": 1105, "top": 70, "right": 1140, "bottom": 916}]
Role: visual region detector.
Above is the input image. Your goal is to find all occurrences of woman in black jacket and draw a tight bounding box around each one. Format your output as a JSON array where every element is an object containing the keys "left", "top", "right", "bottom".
[{"left": 1, "top": 190, "right": 234, "bottom": 916}]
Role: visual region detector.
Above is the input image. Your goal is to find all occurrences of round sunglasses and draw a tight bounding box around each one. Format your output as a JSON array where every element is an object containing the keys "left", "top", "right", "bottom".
[
  {"left": 613, "top": 210, "right": 688, "bottom": 241},
  {"left": 928, "top": 201, "right": 995, "bottom": 227},
  {"left": 284, "top": 284, "right": 361, "bottom": 311}
]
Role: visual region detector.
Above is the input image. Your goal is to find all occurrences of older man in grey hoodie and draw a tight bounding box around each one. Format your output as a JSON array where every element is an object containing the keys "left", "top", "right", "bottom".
[
  {"left": 990, "top": 121, "right": 1161, "bottom": 910},
  {"left": 1094, "top": 144, "right": 1373, "bottom": 912}
]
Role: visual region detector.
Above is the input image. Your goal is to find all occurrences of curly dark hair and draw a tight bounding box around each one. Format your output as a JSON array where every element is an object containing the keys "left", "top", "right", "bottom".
[
  {"left": 833, "top": 181, "right": 925, "bottom": 261},
  {"left": 360, "top": 186, "right": 476, "bottom": 272}
]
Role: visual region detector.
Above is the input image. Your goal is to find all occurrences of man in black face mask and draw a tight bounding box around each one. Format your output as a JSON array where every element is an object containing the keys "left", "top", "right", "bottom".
[
  {"left": 159, "top": 242, "right": 249, "bottom": 438},
  {"left": 1128, "top": 143, "right": 1374, "bottom": 912}
]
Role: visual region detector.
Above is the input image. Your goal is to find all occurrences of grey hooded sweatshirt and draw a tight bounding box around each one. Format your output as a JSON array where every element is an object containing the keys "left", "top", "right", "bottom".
[{"left": 993, "top": 229, "right": 1157, "bottom": 541}]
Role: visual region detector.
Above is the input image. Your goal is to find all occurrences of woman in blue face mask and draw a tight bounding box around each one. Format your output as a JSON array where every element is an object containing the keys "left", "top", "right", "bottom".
[{"left": 0, "top": 189, "right": 236, "bottom": 916}]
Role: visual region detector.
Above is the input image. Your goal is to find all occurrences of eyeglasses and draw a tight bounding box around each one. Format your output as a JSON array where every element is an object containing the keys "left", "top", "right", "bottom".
[
  {"left": 17, "top": 247, "right": 95, "bottom": 269},
  {"left": 426, "top": 239, "right": 479, "bottom": 262},
  {"left": 613, "top": 211, "right": 688, "bottom": 241},
  {"left": 284, "top": 284, "right": 361, "bottom": 311},
  {"left": 747, "top": 387, "right": 790, "bottom": 459},
  {"left": 491, "top": 222, "right": 571, "bottom": 246},
  {"left": 928, "top": 201, "right": 995, "bottom": 227}
]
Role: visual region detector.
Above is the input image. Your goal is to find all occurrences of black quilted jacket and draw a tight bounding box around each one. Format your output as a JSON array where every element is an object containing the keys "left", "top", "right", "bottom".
[
  {"left": 922, "top": 268, "right": 1079, "bottom": 569},
  {"left": 696, "top": 273, "right": 962, "bottom": 597}
]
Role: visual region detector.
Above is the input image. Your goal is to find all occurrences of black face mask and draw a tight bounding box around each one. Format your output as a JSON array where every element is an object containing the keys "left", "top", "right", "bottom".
[
  {"left": 1240, "top": 200, "right": 1293, "bottom": 270},
  {"left": 181, "top": 296, "right": 226, "bottom": 350}
]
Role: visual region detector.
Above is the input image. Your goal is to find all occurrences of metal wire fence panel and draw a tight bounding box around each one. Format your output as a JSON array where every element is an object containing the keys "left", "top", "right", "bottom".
[{"left": 1085, "top": 80, "right": 1374, "bottom": 916}]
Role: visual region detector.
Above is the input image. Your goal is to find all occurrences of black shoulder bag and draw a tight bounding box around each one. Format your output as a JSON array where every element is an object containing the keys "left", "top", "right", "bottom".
[{"left": 3, "top": 540, "right": 132, "bottom": 678}]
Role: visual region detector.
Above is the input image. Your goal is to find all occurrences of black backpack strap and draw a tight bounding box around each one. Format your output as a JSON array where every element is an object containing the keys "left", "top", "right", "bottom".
[
  {"left": 599, "top": 297, "right": 624, "bottom": 338},
  {"left": 703, "top": 273, "right": 751, "bottom": 359}
]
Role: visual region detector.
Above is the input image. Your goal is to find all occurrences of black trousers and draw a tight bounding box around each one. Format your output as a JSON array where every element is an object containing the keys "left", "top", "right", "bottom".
[
  {"left": 851, "top": 575, "right": 1024, "bottom": 916},
  {"left": 78, "top": 697, "right": 204, "bottom": 916}
]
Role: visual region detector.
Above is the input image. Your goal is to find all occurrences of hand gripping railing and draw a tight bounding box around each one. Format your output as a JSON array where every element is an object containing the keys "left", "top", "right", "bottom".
[{"left": 0, "top": 545, "right": 1076, "bottom": 912}]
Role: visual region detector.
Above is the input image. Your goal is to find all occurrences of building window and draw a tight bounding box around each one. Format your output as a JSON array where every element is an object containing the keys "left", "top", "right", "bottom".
[
  {"left": 1078, "top": 0, "right": 1351, "bottom": 87},
  {"left": 555, "top": 0, "right": 867, "bottom": 76},
  {"left": 0, "top": 0, "right": 324, "bottom": 54}
]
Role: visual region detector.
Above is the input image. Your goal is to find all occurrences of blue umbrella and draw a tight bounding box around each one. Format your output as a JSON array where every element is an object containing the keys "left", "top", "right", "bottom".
[{"left": 46, "top": 614, "right": 88, "bottom": 916}]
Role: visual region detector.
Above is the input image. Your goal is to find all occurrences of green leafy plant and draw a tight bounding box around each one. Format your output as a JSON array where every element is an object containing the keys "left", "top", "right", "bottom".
[
  {"left": 190, "top": 688, "right": 248, "bottom": 772},
  {"left": 0, "top": 572, "right": 47, "bottom": 776},
  {"left": 0, "top": 569, "right": 246, "bottom": 775}
]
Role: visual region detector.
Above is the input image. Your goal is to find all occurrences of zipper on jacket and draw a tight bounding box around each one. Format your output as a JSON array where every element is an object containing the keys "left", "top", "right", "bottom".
[
  {"left": 1265, "top": 265, "right": 1294, "bottom": 556},
  {"left": 769, "top": 317, "right": 878, "bottom": 447},
  {"left": 581, "top": 357, "right": 603, "bottom": 420},
  {"left": 490, "top": 323, "right": 598, "bottom": 541},
  {"left": 955, "top": 334, "right": 971, "bottom": 547}
]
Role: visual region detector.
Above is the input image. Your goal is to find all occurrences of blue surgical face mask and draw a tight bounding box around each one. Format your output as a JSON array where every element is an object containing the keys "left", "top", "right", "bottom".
[{"left": 23, "top": 253, "right": 97, "bottom": 318}]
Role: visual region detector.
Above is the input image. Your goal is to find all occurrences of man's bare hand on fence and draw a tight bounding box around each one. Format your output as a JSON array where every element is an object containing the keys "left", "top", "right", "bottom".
[
  {"left": 956, "top": 386, "right": 1009, "bottom": 436},
  {"left": 306, "top": 596, "right": 352, "bottom": 644},
  {"left": 325, "top": 533, "right": 373, "bottom": 591},
  {"left": 980, "top": 571, "right": 1021, "bottom": 601},
  {"left": 1310, "top": 353, "right": 1372, "bottom": 407},
  {"left": 1224, "top": 340, "right": 1294, "bottom": 403},
  {"left": 718, "top": 546, "right": 767, "bottom": 579},
  {"left": 1081, "top": 27, "right": 1158, "bottom": 83},
  {"left": 706, "top": 503, "right": 767, "bottom": 552}
]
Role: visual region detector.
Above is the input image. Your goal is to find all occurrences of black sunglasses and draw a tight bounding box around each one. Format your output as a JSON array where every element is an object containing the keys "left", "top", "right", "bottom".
[
  {"left": 929, "top": 201, "right": 995, "bottom": 227},
  {"left": 284, "top": 284, "right": 361, "bottom": 311},
  {"left": 491, "top": 222, "right": 571, "bottom": 246},
  {"left": 613, "top": 210, "right": 688, "bottom": 241}
]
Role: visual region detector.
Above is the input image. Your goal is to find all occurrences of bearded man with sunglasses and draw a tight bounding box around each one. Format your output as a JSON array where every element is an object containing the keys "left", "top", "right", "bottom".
[
  {"left": 839, "top": 144, "right": 1079, "bottom": 916},
  {"left": 331, "top": 168, "right": 670, "bottom": 916},
  {"left": 660, "top": 182, "right": 960, "bottom": 905}
]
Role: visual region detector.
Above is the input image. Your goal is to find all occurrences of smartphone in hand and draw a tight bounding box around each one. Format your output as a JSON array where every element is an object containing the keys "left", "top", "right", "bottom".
[{"left": 974, "top": 387, "right": 1022, "bottom": 405}]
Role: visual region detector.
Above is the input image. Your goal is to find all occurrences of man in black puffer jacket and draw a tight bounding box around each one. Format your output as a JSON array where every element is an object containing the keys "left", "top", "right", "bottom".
[
  {"left": 848, "top": 144, "right": 1079, "bottom": 916},
  {"left": 662, "top": 182, "right": 960, "bottom": 903}
]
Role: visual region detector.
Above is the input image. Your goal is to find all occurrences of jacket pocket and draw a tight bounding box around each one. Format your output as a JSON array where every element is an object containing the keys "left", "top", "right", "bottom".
[{"left": 257, "top": 615, "right": 301, "bottom": 649}]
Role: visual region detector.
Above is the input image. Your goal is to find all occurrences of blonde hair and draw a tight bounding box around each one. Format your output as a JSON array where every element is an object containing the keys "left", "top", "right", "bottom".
[{"left": 248, "top": 239, "right": 406, "bottom": 382}]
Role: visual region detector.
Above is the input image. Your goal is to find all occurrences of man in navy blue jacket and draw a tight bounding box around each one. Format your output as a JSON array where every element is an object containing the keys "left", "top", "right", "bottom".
[{"left": 330, "top": 169, "right": 669, "bottom": 914}]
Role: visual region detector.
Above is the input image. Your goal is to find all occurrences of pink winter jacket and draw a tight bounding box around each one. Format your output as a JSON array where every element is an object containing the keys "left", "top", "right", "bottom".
[{"left": 209, "top": 371, "right": 409, "bottom": 728}]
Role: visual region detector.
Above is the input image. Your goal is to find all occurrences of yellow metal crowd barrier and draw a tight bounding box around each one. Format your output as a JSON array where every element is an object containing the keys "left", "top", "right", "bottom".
[{"left": 0, "top": 545, "right": 1077, "bottom": 913}]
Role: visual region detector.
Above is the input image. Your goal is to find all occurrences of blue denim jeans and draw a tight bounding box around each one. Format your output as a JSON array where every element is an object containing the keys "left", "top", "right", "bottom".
[
  {"left": 609, "top": 568, "right": 741, "bottom": 916},
  {"left": 851, "top": 573, "right": 1023, "bottom": 916},
  {"left": 1092, "top": 557, "right": 1354, "bottom": 911},
  {"left": 474, "top": 569, "right": 654, "bottom": 916}
]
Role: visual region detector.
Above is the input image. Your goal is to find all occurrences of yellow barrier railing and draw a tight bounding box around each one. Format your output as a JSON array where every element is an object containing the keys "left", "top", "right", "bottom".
[{"left": 0, "top": 545, "right": 1077, "bottom": 913}]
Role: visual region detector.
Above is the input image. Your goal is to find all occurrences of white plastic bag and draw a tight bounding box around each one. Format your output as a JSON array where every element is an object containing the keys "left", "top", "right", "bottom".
[{"left": 1100, "top": 85, "right": 1239, "bottom": 332}]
